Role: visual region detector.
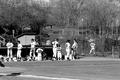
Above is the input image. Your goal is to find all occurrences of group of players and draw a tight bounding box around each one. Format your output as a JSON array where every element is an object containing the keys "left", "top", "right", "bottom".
[
  {"left": 0, "top": 38, "right": 95, "bottom": 62},
  {"left": 52, "top": 38, "right": 96, "bottom": 61},
  {"left": 4, "top": 38, "right": 79, "bottom": 62},
  {"left": 52, "top": 39, "right": 78, "bottom": 61},
  {"left": 4, "top": 39, "right": 43, "bottom": 62}
]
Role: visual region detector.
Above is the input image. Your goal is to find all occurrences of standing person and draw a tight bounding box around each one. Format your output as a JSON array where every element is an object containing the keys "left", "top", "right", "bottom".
[
  {"left": 29, "top": 39, "right": 36, "bottom": 60},
  {"left": 89, "top": 41, "right": 96, "bottom": 54},
  {"left": 6, "top": 40, "right": 13, "bottom": 61},
  {"left": 57, "top": 44, "right": 62, "bottom": 60},
  {"left": 17, "top": 41, "right": 23, "bottom": 61},
  {"left": 65, "top": 40, "right": 71, "bottom": 60},
  {"left": 52, "top": 39, "right": 59, "bottom": 60},
  {"left": 71, "top": 39, "right": 78, "bottom": 60},
  {"left": 36, "top": 47, "right": 43, "bottom": 61}
]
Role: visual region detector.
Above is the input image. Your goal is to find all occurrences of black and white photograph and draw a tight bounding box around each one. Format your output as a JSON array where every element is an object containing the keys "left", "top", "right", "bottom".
[{"left": 0, "top": 0, "right": 120, "bottom": 80}]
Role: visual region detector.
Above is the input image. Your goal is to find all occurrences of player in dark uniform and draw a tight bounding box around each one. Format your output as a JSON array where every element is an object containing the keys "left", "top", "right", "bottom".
[{"left": 0, "top": 61, "right": 5, "bottom": 67}]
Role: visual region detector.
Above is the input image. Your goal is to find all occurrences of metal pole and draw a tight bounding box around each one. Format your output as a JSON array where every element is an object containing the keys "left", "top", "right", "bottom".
[
  {"left": 12, "top": 30, "right": 15, "bottom": 38},
  {"left": 82, "top": 18, "right": 84, "bottom": 55},
  {"left": 112, "top": 24, "right": 114, "bottom": 58}
]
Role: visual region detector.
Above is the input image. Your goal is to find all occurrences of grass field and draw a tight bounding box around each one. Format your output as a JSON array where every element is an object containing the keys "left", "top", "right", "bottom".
[{"left": 0, "top": 57, "right": 120, "bottom": 80}]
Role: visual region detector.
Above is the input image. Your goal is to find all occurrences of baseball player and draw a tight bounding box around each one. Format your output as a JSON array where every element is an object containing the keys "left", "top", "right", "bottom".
[
  {"left": 52, "top": 39, "right": 59, "bottom": 60},
  {"left": 6, "top": 40, "right": 13, "bottom": 61},
  {"left": 36, "top": 47, "right": 43, "bottom": 61},
  {"left": 17, "top": 41, "right": 23, "bottom": 61}
]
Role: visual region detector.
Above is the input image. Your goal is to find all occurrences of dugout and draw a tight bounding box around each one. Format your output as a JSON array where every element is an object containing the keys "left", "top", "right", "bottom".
[{"left": 0, "top": 45, "right": 53, "bottom": 60}]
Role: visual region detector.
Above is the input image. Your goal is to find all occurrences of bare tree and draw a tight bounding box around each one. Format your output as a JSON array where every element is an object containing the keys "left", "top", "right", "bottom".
[{"left": 0, "top": 0, "right": 49, "bottom": 35}]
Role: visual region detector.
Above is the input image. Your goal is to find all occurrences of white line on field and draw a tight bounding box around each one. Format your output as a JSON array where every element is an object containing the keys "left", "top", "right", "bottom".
[
  {"left": 18, "top": 74, "right": 80, "bottom": 80},
  {"left": 0, "top": 73, "right": 7, "bottom": 75}
]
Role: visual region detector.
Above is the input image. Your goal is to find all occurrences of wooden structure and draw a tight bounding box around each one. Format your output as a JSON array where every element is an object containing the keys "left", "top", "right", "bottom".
[
  {"left": 0, "top": 36, "right": 5, "bottom": 47},
  {"left": 17, "top": 33, "right": 36, "bottom": 45}
]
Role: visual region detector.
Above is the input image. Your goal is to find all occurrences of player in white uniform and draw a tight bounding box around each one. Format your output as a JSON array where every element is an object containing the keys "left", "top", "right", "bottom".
[
  {"left": 56, "top": 44, "right": 62, "bottom": 60},
  {"left": 36, "top": 48, "right": 43, "bottom": 61},
  {"left": 89, "top": 42, "right": 95, "bottom": 54},
  {"left": 52, "top": 39, "right": 59, "bottom": 60},
  {"left": 65, "top": 40, "right": 71, "bottom": 60},
  {"left": 6, "top": 40, "right": 13, "bottom": 61},
  {"left": 29, "top": 39, "right": 36, "bottom": 60},
  {"left": 17, "top": 41, "right": 23, "bottom": 61},
  {"left": 71, "top": 39, "right": 78, "bottom": 60}
]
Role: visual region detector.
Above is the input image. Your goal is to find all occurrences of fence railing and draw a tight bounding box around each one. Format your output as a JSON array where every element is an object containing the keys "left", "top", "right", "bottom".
[{"left": 0, "top": 46, "right": 53, "bottom": 60}]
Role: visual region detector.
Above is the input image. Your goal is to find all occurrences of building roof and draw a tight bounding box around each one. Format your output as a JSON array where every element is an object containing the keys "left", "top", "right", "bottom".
[{"left": 16, "top": 33, "right": 36, "bottom": 38}]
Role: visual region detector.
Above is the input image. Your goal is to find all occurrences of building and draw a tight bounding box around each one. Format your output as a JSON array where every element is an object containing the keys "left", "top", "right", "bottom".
[{"left": 17, "top": 33, "right": 36, "bottom": 45}]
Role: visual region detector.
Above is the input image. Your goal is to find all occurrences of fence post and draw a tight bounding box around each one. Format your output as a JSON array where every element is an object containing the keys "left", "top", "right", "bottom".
[{"left": 112, "top": 46, "right": 114, "bottom": 58}]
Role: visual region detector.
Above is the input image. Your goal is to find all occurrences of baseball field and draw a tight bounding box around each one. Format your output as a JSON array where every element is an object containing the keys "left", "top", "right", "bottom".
[{"left": 0, "top": 57, "right": 120, "bottom": 80}]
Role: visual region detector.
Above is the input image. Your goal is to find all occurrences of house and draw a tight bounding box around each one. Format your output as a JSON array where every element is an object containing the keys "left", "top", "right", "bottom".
[{"left": 17, "top": 33, "right": 36, "bottom": 45}]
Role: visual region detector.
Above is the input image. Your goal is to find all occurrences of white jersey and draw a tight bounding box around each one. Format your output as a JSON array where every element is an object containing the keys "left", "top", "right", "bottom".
[
  {"left": 17, "top": 44, "right": 22, "bottom": 50},
  {"left": 57, "top": 47, "right": 61, "bottom": 52},
  {"left": 36, "top": 48, "right": 43, "bottom": 53},
  {"left": 6, "top": 42, "right": 13, "bottom": 49},
  {"left": 72, "top": 42, "right": 78, "bottom": 49},
  {"left": 65, "top": 42, "right": 71, "bottom": 50},
  {"left": 90, "top": 42, "right": 95, "bottom": 48},
  {"left": 52, "top": 41, "right": 59, "bottom": 48},
  {"left": 31, "top": 41, "right": 36, "bottom": 48}
]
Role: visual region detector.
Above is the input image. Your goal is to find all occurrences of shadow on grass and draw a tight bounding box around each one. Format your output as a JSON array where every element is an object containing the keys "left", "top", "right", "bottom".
[
  {"left": 0, "top": 75, "right": 4, "bottom": 77},
  {"left": 7, "top": 72, "right": 21, "bottom": 76}
]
